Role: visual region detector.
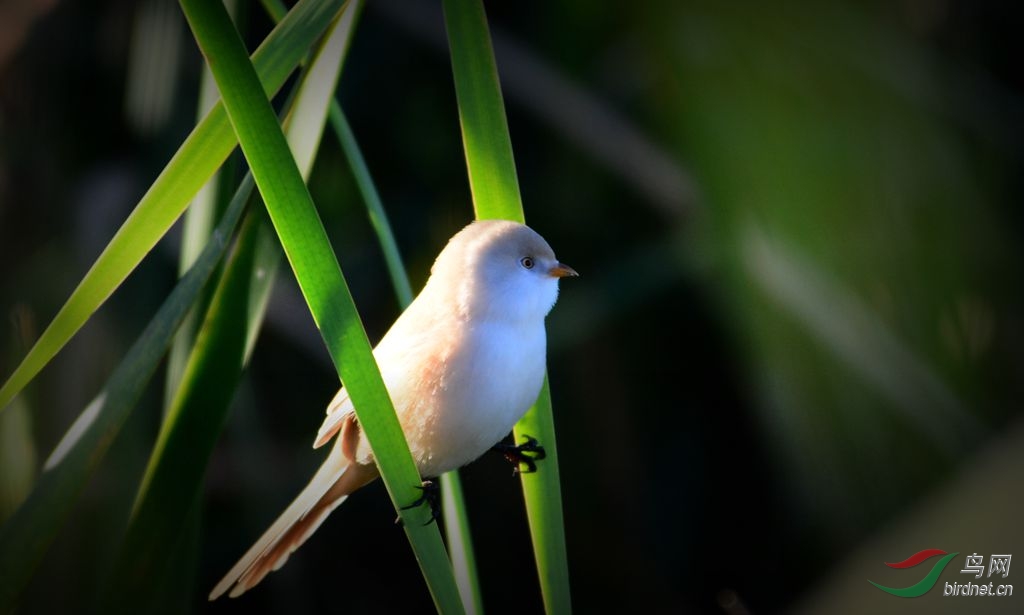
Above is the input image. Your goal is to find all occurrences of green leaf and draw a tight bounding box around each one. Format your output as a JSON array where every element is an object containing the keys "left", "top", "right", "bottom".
[
  {"left": 177, "top": 0, "right": 465, "bottom": 611},
  {"left": 0, "top": 173, "right": 252, "bottom": 613},
  {"left": 440, "top": 471, "right": 485, "bottom": 615},
  {"left": 102, "top": 7, "right": 360, "bottom": 609},
  {"left": 443, "top": 0, "right": 572, "bottom": 611},
  {"left": 442, "top": 0, "right": 523, "bottom": 222},
  {"left": 262, "top": 0, "right": 483, "bottom": 602},
  {"left": 102, "top": 204, "right": 274, "bottom": 612},
  {"left": 164, "top": 0, "right": 237, "bottom": 411},
  {"left": 0, "top": 0, "right": 347, "bottom": 415},
  {"left": 329, "top": 104, "right": 415, "bottom": 307},
  {"left": 154, "top": 5, "right": 241, "bottom": 604},
  {"left": 329, "top": 102, "right": 483, "bottom": 613},
  {"left": 511, "top": 379, "right": 571, "bottom": 614}
]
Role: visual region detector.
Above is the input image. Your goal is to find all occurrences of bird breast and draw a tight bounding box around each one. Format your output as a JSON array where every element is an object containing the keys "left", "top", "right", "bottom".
[{"left": 382, "top": 318, "right": 547, "bottom": 478}]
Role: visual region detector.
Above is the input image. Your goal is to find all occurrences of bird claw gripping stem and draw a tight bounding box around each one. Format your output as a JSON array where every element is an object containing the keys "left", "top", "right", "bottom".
[
  {"left": 396, "top": 479, "right": 442, "bottom": 526},
  {"left": 492, "top": 435, "right": 547, "bottom": 475}
]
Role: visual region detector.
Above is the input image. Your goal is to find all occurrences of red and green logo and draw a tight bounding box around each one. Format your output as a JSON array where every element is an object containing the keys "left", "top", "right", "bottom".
[{"left": 869, "top": 548, "right": 959, "bottom": 597}]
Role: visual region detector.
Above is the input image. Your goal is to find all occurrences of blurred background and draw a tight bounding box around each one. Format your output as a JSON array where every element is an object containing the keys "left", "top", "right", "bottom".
[{"left": 1, "top": 0, "right": 1022, "bottom": 613}]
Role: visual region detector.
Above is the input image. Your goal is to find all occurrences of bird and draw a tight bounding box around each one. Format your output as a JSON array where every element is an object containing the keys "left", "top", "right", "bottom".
[{"left": 209, "top": 219, "right": 576, "bottom": 599}]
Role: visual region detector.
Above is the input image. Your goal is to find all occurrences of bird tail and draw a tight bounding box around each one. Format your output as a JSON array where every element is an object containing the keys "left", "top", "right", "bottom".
[{"left": 209, "top": 443, "right": 378, "bottom": 600}]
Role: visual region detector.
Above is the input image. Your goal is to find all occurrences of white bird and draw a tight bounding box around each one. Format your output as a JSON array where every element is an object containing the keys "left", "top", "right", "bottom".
[{"left": 210, "top": 219, "right": 576, "bottom": 599}]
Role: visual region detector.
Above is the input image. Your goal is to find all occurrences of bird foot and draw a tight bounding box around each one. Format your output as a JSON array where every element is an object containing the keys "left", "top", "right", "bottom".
[
  {"left": 492, "top": 435, "right": 547, "bottom": 475},
  {"left": 396, "top": 479, "right": 441, "bottom": 526}
]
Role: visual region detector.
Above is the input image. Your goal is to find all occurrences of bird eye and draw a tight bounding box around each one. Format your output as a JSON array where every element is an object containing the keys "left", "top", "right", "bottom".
[{"left": 520, "top": 256, "right": 535, "bottom": 270}]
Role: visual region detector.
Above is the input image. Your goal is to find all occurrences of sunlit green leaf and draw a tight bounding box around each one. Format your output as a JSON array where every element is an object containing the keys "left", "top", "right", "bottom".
[
  {"left": 329, "top": 101, "right": 483, "bottom": 613},
  {"left": 0, "top": 0, "right": 347, "bottom": 415},
  {"left": 101, "top": 7, "right": 361, "bottom": 610},
  {"left": 177, "top": 0, "right": 465, "bottom": 611},
  {"left": 443, "top": 0, "right": 572, "bottom": 611}
]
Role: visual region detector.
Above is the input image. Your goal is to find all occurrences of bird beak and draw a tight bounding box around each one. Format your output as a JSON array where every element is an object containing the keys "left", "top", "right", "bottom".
[{"left": 548, "top": 262, "right": 579, "bottom": 278}]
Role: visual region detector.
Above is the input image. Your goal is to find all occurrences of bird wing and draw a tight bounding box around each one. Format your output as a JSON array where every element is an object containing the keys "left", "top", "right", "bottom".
[
  {"left": 312, "top": 329, "right": 414, "bottom": 450},
  {"left": 313, "top": 386, "right": 354, "bottom": 449}
]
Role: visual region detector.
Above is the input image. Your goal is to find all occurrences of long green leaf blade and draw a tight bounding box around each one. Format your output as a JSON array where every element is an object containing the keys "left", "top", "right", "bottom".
[
  {"left": 177, "top": 0, "right": 465, "bottom": 611},
  {"left": 0, "top": 0, "right": 346, "bottom": 414},
  {"left": 102, "top": 206, "right": 272, "bottom": 612},
  {"left": 154, "top": 5, "right": 240, "bottom": 601},
  {"left": 511, "top": 379, "right": 571, "bottom": 613},
  {"left": 272, "top": 2, "right": 482, "bottom": 607},
  {"left": 102, "top": 8, "right": 361, "bottom": 608},
  {"left": 442, "top": 0, "right": 523, "bottom": 222},
  {"left": 329, "top": 101, "right": 483, "bottom": 613},
  {"left": 443, "top": 0, "right": 572, "bottom": 612},
  {"left": 164, "top": 0, "right": 237, "bottom": 410},
  {"left": 0, "top": 175, "right": 252, "bottom": 613},
  {"left": 440, "top": 470, "right": 485, "bottom": 615},
  {"left": 329, "top": 104, "right": 415, "bottom": 307}
]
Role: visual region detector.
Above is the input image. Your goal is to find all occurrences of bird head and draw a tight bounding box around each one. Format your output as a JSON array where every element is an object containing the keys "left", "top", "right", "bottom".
[{"left": 427, "top": 220, "right": 577, "bottom": 323}]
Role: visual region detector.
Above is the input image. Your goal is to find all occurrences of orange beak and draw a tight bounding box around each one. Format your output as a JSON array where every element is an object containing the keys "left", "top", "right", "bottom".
[{"left": 548, "top": 262, "right": 579, "bottom": 278}]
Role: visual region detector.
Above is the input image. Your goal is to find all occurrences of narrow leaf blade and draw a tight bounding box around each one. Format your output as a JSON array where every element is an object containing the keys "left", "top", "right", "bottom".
[
  {"left": 102, "top": 7, "right": 361, "bottom": 607},
  {"left": 177, "top": 0, "right": 465, "bottom": 610},
  {"left": 329, "top": 100, "right": 483, "bottom": 612},
  {"left": 443, "top": 0, "right": 572, "bottom": 611},
  {"left": 0, "top": 175, "right": 251, "bottom": 612},
  {"left": 443, "top": 0, "right": 523, "bottom": 222},
  {"left": 0, "top": 0, "right": 346, "bottom": 414}
]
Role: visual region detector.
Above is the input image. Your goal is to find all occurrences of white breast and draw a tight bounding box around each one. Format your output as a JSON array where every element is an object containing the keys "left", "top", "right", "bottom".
[{"left": 393, "top": 319, "right": 547, "bottom": 478}]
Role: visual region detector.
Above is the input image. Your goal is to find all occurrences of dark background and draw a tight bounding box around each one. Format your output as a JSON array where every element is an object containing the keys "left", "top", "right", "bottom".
[{"left": 1, "top": 0, "right": 1022, "bottom": 613}]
